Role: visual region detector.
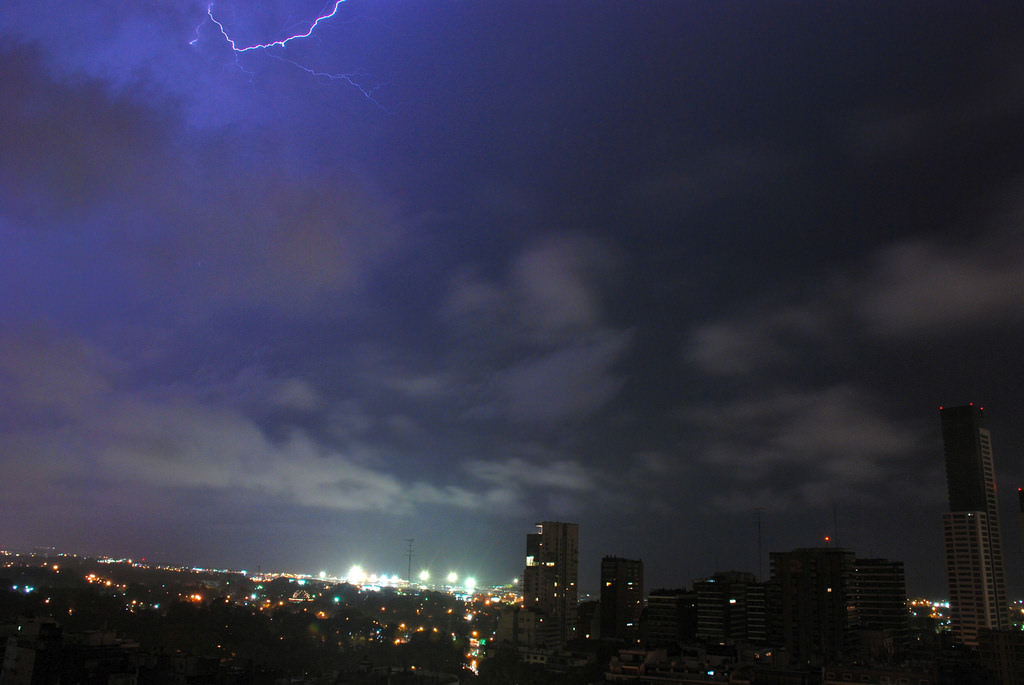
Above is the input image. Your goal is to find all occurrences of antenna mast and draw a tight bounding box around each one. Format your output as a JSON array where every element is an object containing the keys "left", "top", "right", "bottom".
[
  {"left": 405, "top": 538, "right": 415, "bottom": 583},
  {"left": 755, "top": 508, "right": 764, "bottom": 581}
]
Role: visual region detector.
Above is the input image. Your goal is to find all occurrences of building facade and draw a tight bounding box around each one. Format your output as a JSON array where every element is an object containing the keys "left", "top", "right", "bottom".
[
  {"left": 940, "top": 404, "right": 1009, "bottom": 647},
  {"left": 850, "top": 558, "right": 910, "bottom": 660},
  {"left": 522, "top": 521, "right": 579, "bottom": 647},
  {"left": 600, "top": 556, "right": 644, "bottom": 643},
  {"left": 695, "top": 571, "right": 766, "bottom": 645},
  {"left": 644, "top": 589, "right": 697, "bottom": 648},
  {"left": 770, "top": 547, "right": 856, "bottom": 666}
]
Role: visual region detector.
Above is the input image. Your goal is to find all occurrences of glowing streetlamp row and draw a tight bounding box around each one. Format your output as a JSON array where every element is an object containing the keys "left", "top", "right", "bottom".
[{"left": 338, "top": 565, "right": 476, "bottom": 591}]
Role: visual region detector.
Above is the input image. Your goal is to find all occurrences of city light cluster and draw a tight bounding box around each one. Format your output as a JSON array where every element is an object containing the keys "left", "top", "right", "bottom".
[{"left": 338, "top": 565, "right": 480, "bottom": 595}]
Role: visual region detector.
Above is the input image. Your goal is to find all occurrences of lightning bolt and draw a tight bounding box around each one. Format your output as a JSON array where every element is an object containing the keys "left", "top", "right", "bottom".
[
  {"left": 200, "top": 1, "right": 346, "bottom": 52},
  {"left": 191, "top": 1, "right": 385, "bottom": 107},
  {"left": 270, "top": 55, "right": 388, "bottom": 105}
]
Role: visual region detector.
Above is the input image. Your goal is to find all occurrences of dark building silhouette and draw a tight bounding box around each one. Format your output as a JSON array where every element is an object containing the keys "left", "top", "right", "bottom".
[
  {"left": 0, "top": 618, "right": 62, "bottom": 685},
  {"left": 694, "top": 571, "right": 766, "bottom": 644},
  {"left": 978, "top": 629, "right": 1024, "bottom": 685},
  {"left": 644, "top": 589, "right": 697, "bottom": 648},
  {"left": 940, "top": 403, "right": 1009, "bottom": 647},
  {"left": 522, "top": 521, "right": 579, "bottom": 647},
  {"left": 770, "top": 547, "right": 856, "bottom": 666},
  {"left": 600, "top": 556, "right": 643, "bottom": 643},
  {"left": 821, "top": 664, "right": 937, "bottom": 685},
  {"left": 850, "top": 558, "right": 910, "bottom": 662},
  {"left": 494, "top": 604, "right": 558, "bottom": 648},
  {"left": 1018, "top": 487, "right": 1024, "bottom": 560},
  {"left": 577, "top": 600, "right": 600, "bottom": 641}
]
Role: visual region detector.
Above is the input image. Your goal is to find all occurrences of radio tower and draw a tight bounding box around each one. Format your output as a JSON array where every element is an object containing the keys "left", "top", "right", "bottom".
[
  {"left": 755, "top": 508, "right": 764, "bottom": 581},
  {"left": 405, "top": 538, "right": 414, "bottom": 583}
]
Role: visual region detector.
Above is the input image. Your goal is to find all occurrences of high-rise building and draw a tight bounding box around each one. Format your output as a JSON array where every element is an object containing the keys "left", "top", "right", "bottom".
[
  {"left": 577, "top": 599, "right": 601, "bottom": 640},
  {"left": 851, "top": 558, "right": 910, "bottom": 660},
  {"left": 977, "top": 629, "right": 1024, "bottom": 685},
  {"left": 1017, "top": 487, "right": 1024, "bottom": 555},
  {"left": 695, "top": 571, "right": 766, "bottom": 644},
  {"left": 940, "top": 403, "right": 1009, "bottom": 647},
  {"left": 600, "top": 556, "right": 644, "bottom": 643},
  {"left": 645, "top": 589, "right": 697, "bottom": 647},
  {"left": 770, "top": 547, "right": 856, "bottom": 666},
  {"left": 522, "top": 521, "right": 579, "bottom": 647}
]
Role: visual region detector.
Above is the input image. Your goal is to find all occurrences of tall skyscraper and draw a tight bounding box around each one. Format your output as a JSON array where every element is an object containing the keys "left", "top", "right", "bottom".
[
  {"left": 522, "top": 521, "right": 579, "bottom": 647},
  {"left": 940, "top": 403, "right": 1009, "bottom": 647},
  {"left": 1017, "top": 487, "right": 1024, "bottom": 571},
  {"left": 600, "top": 556, "right": 644, "bottom": 643}
]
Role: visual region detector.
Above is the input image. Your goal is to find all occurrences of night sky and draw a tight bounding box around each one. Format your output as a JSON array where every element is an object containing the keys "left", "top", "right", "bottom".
[{"left": 3, "top": 1, "right": 1024, "bottom": 597}]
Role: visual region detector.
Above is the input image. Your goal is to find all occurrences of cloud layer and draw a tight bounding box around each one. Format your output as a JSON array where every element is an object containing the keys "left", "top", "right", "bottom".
[{"left": 3, "top": 1, "right": 1024, "bottom": 593}]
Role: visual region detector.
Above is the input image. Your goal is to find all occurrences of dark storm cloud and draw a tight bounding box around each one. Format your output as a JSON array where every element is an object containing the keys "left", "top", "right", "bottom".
[
  {"left": 640, "top": 142, "right": 803, "bottom": 220},
  {"left": 0, "top": 47, "right": 400, "bottom": 322},
  {"left": 442, "top": 234, "right": 632, "bottom": 424},
  {"left": 0, "top": 47, "right": 177, "bottom": 220},
  {"left": 855, "top": 230, "right": 1024, "bottom": 337},
  {"left": 0, "top": 326, "right": 117, "bottom": 414},
  {"left": 683, "top": 385, "right": 936, "bottom": 511},
  {"left": 0, "top": 328, "right": 577, "bottom": 518},
  {"left": 686, "top": 305, "right": 826, "bottom": 378},
  {"left": 444, "top": 234, "right": 617, "bottom": 342},
  {"left": 164, "top": 170, "right": 402, "bottom": 313},
  {"left": 489, "top": 331, "right": 631, "bottom": 423},
  {"left": 841, "top": 66, "right": 1024, "bottom": 165},
  {"left": 466, "top": 456, "right": 594, "bottom": 493},
  {"left": 686, "top": 186, "right": 1024, "bottom": 377},
  {"left": 4, "top": 0, "right": 1024, "bottom": 593},
  {"left": 676, "top": 182, "right": 1024, "bottom": 568},
  {"left": 1, "top": 0, "right": 332, "bottom": 128}
]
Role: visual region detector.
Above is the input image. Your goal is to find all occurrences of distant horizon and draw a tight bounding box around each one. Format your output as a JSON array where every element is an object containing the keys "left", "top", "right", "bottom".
[{"left": 2, "top": 542, "right": 963, "bottom": 601}]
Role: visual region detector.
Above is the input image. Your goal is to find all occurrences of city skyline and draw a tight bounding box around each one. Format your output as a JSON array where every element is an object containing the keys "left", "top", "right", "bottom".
[{"left": 3, "top": 1, "right": 1024, "bottom": 597}]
